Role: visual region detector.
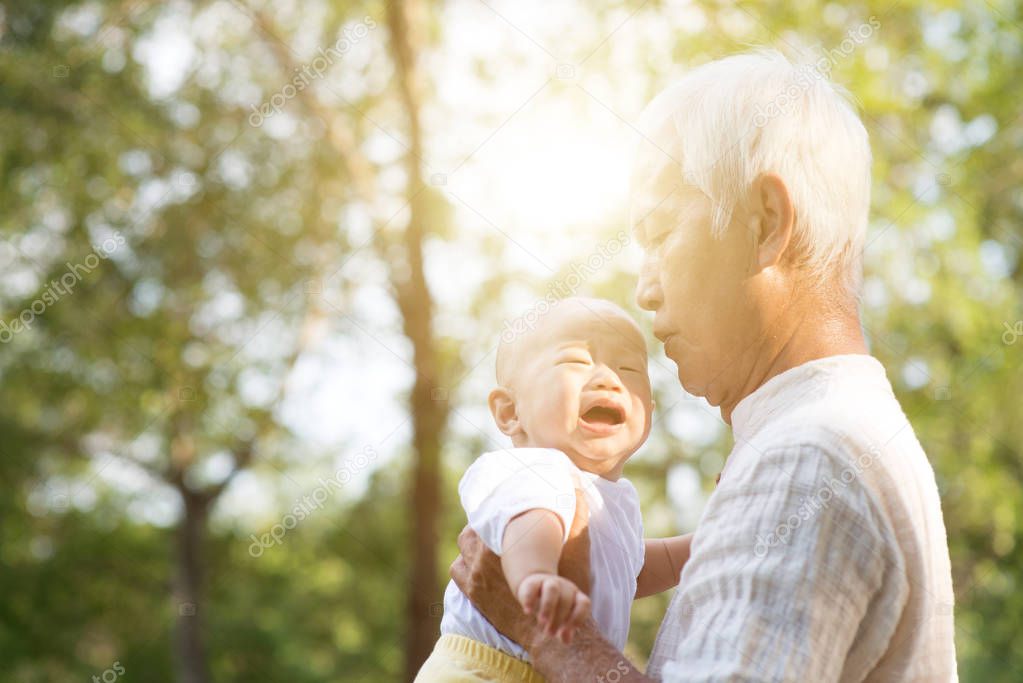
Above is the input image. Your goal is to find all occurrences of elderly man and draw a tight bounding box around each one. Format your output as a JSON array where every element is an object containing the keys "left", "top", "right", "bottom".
[{"left": 450, "top": 49, "right": 957, "bottom": 681}]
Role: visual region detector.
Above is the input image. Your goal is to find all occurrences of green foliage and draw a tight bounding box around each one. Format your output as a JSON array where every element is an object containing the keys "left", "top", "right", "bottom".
[{"left": 0, "top": 0, "right": 1020, "bottom": 680}]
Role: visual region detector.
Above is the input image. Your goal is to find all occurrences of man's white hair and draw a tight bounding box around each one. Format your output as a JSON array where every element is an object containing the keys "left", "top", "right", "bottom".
[{"left": 634, "top": 48, "right": 872, "bottom": 295}]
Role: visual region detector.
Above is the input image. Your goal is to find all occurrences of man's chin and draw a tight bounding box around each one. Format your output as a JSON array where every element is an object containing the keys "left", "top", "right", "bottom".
[{"left": 678, "top": 371, "right": 715, "bottom": 404}]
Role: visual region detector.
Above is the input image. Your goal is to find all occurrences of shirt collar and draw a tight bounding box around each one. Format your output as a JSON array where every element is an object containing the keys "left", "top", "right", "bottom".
[{"left": 730, "top": 353, "right": 889, "bottom": 444}]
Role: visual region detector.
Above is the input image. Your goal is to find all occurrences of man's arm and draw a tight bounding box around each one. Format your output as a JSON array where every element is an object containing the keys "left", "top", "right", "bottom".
[
  {"left": 530, "top": 619, "right": 651, "bottom": 683},
  {"left": 451, "top": 525, "right": 654, "bottom": 682},
  {"left": 636, "top": 534, "right": 693, "bottom": 599}
]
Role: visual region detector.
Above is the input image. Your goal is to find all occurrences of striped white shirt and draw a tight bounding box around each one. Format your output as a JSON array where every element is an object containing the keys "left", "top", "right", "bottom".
[{"left": 648, "top": 354, "right": 956, "bottom": 682}]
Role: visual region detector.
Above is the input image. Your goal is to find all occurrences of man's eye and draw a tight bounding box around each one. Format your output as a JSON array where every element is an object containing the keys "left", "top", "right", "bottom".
[{"left": 620, "top": 366, "right": 641, "bottom": 373}]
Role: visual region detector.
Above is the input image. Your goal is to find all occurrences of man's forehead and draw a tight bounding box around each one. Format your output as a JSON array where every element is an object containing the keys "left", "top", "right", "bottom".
[
  {"left": 630, "top": 155, "right": 684, "bottom": 224},
  {"left": 632, "top": 147, "right": 678, "bottom": 194}
]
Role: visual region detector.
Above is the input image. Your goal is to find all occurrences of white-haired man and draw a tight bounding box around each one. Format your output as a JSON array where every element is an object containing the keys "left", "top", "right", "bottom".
[{"left": 450, "top": 49, "right": 957, "bottom": 681}]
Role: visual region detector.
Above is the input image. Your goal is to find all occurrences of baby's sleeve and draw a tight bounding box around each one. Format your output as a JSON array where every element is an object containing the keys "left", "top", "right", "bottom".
[{"left": 459, "top": 448, "right": 578, "bottom": 555}]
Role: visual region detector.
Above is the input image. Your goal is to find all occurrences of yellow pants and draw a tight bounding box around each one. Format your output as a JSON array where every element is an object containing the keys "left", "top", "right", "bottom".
[{"left": 414, "top": 634, "right": 547, "bottom": 683}]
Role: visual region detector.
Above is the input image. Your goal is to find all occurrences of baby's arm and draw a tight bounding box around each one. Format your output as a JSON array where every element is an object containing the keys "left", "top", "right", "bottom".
[
  {"left": 501, "top": 509, "right": 591, "bottom": 643},
  {"left": 635, "top": 533, "right": 694, "bottom": 599}
]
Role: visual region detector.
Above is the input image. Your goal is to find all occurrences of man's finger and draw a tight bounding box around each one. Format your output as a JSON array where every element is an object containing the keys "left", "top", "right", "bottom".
[
  {"left": 457, "top": 525, "right": 479, "bottom": 554},
  {"left": 450, "top": 554, "right": 466, "bottom": 580},
  {"left": 447, "top": 531, "right": 532, "bottom": 646},
  {"left": 449, "top": 554, "right": 469, "bottom": 593}
]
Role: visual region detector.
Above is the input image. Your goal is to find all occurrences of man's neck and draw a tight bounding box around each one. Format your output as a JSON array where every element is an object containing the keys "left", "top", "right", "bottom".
[{"left": 720, "top": 293, "right": 868, "bottom": 425}]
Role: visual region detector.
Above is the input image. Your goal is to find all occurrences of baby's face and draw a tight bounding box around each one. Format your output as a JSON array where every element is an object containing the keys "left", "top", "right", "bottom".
[{"left": 503, "top": 302, "right": 652, "bottom": 479}]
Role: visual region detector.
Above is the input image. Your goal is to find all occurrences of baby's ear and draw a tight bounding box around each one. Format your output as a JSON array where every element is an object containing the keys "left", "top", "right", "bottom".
[{"left": 488, "top": 386, "right": 522, "bottom": 437}]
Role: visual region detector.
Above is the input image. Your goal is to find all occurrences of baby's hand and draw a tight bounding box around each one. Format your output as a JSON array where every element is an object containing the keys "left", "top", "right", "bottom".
[{"left": 515, "top": 572, "right": 591, "bottom": 644}]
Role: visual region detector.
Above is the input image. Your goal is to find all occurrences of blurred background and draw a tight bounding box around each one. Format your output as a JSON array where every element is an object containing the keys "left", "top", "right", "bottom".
[{"left": 1, "top": 0, "right": 1021, "bottom": 681}]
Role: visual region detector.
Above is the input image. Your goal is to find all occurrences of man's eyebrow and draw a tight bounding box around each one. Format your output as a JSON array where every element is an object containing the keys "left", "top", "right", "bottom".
[{"left": 632, "top": 186, "right": 681, "bottom": 245}]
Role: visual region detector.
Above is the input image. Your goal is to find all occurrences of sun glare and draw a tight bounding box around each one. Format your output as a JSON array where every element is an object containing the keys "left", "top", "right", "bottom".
[
  {"left": 450, "top": 90, "right": 634, "bottom": 259},
  {"left": 492, "top": 107, "right": 631, "bottom": 230}
]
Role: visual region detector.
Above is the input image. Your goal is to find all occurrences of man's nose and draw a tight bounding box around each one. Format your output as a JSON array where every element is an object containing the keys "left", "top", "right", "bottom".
[{"left": 636, "top": 258, "right": 663, "bottom": 311}]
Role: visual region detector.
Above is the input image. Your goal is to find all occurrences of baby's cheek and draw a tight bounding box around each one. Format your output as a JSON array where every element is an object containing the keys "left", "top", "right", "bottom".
[
  {"left": 551, "top": 374, "right": 578, "bottom": 406},
  {"left": 539, "top": 378, "right": 575, "bottom": 428},
  {"left": 631, "top": 395, "right": 652, "bottom": 432},
  {"left": 632, "top": 393, "right": 649, "bottom": 417}
]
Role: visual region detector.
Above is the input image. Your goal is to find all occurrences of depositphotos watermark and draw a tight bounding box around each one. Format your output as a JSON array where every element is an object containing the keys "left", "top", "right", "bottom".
[
  {"left": 90, "top": 661, "right": 125, "bottom": 683},
  {"left": 752, "top": 16, "right": 880, "bottom": 128},
  {"left": 596, "top": 660, "right": 631, "bottom": 683},
  {"left": 753, "top": 444, "right": 883, "bottom": 557},
  {"left": 499, "top": 231, "right": 631, "bottom": 344},
  {"left": 248, "top": 446, "right": 378, "bottom": 557},
  {"left": 1002, "top": 320, "right": 1022, "bottom": 345},
  {"left": 1, "top": 232, "right": 126, "bottom": 343},
  {"left": 248, "top": 16, "right": 377, "bottom": 127}
]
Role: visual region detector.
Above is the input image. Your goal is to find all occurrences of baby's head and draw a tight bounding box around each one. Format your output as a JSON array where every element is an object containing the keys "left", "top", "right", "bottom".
[{"left": 490, "top": 297, "right": 653, "bottom": 480}]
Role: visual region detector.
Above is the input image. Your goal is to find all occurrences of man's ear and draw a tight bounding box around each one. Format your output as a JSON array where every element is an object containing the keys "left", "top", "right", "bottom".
[
  {"left": 488, "top": 386, "right": 522, "bottom": 437},
  {"left": 749, "top": 173, "right": 795, "bottom": 272}
]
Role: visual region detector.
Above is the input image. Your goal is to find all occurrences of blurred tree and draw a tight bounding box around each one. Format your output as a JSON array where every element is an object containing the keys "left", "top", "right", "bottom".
[
  {"left": 0, "top": 0, "right": 359, "bottom": 680},
  {"left": 0, "top": 0, "right": 1020, "bottom": 681},
  {"left": 380, "top": 2, "right": 453, "bottom": 676},
  {"left": 248, "top": 0, "right": 455, "bottom": 675}
]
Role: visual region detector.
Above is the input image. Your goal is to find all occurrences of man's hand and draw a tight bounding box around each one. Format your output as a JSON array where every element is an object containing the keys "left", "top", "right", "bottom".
[
  {"left": 451, "top": 525, "right": 537, "bottom": 646},
  {"left": 517, "top": 573, "right": 591, "bottom": 644},
  {"left": 450, "top": 488, "right": 591, "bottom": 649}
]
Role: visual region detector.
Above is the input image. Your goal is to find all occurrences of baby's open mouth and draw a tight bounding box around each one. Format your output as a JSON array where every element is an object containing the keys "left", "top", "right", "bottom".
[{"left": 580, "top": 404, "right": 625, "bottom": 426}]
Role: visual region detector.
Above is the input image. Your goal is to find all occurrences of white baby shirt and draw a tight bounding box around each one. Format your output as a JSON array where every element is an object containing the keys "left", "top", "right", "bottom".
[{"left": 440, "top": 447, "right": 645, "bottom": 661}]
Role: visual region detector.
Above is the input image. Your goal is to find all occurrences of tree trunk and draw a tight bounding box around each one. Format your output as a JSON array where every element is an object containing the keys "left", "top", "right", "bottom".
[
  {"left": 259, "top": 2, "right": 449, "bottom": 676},
  {"left": 385, "top": 1, "right": 449, "bottom": 679},
  {"left": 174, "top": 489, "right": 210, "bottom": 683}
]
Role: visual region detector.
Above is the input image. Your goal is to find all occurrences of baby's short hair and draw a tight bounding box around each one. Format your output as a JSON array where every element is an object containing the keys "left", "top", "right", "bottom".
[{"left": 495, "top": 297, "right": 643, "bottom": 386}]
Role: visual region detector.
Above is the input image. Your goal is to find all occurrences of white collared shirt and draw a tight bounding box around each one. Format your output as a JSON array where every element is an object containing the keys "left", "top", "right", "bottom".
[{"left": 648, "top": 354, "right": 957, "bottom": 682}]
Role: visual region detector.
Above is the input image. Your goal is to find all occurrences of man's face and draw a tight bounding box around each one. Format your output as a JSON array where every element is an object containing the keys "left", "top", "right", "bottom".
[
  {"left": 631, "top": 158, "right": 762, "bottom": 409},
  {"left": 509, "top": 303, "right": 653, "bottom": 479}
]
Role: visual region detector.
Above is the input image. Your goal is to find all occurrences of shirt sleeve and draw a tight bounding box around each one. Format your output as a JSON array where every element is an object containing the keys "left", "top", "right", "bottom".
[
  {"left": 660, "top": 439, "right": 904, "bottom": 682},
  {"left": 459, "top": 448, "right": 578, "bottom": 555}
]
